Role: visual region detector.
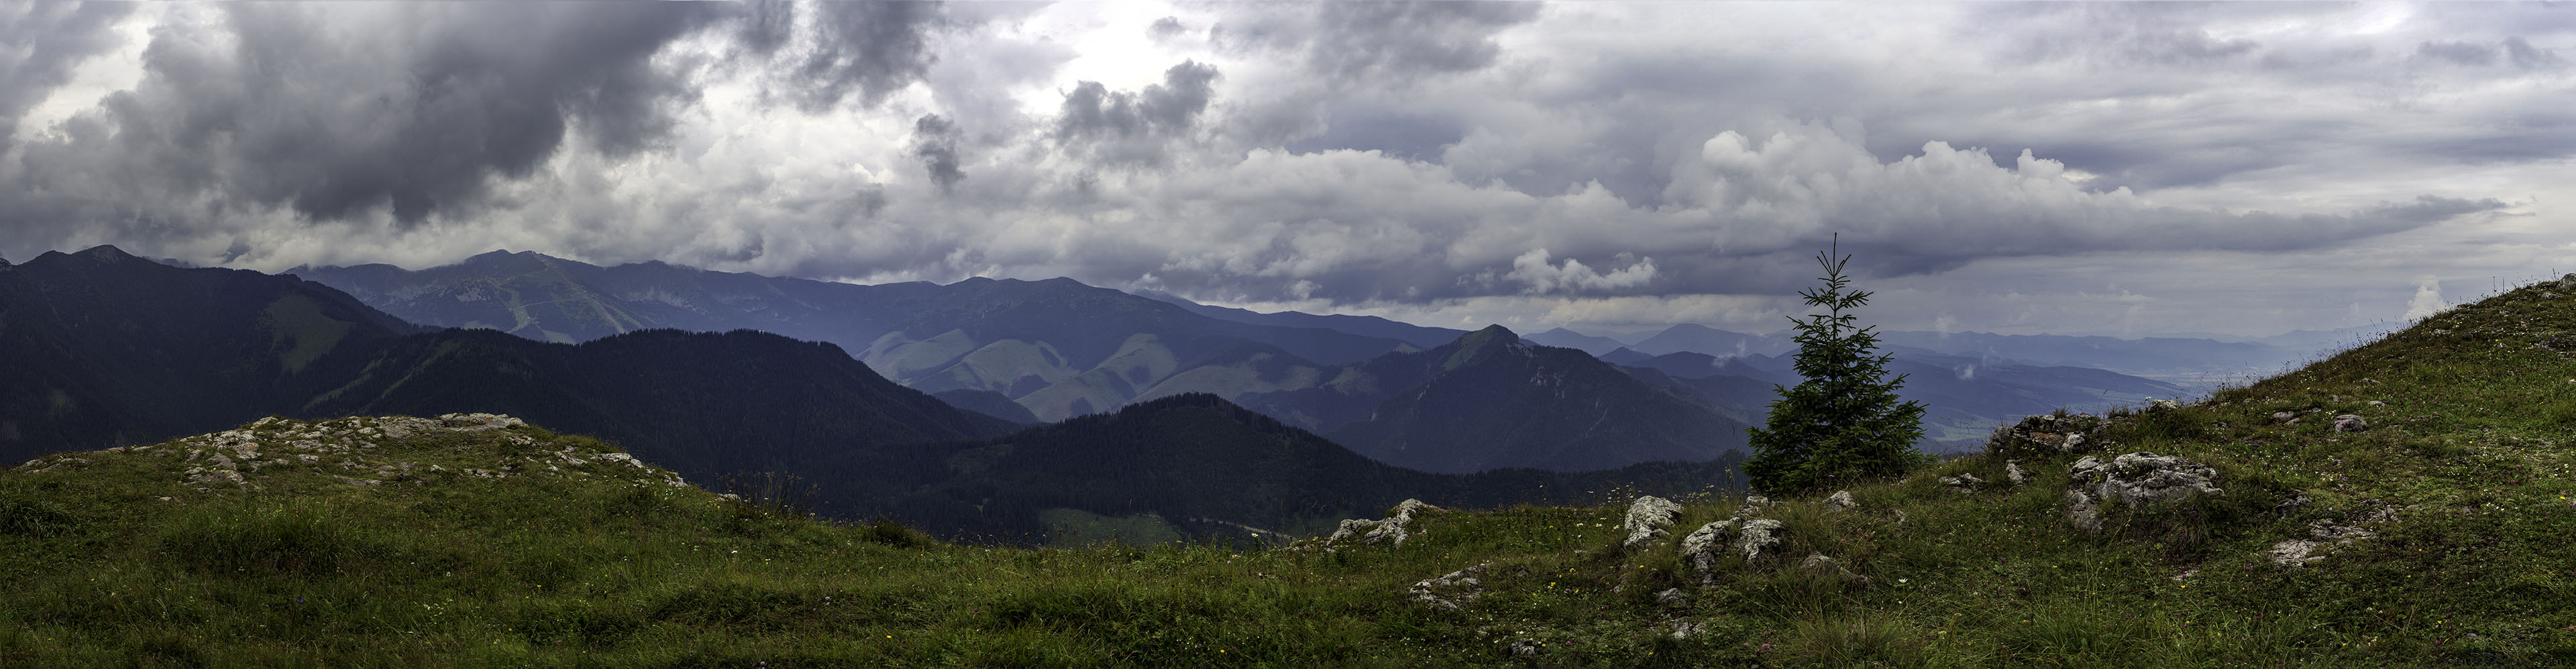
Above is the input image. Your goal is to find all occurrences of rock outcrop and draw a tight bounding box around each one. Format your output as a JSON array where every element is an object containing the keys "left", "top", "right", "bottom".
[
  {"left": 1409, "top": 563, "right": 1486, "bottom": 610},
  {"left": 2269, "top": 505, "right": 2398, "bottom": 566},
  {"left": 1321, "top": 499, "right": 1441, "bottom": 548},
  {"left": 2065, "top": 452, "right": 2222, "bottom": 532},
  {"left": 1986, "top": 413, "right": 2108, "bottom": 457},
  {"left": 1680, "top": 517, "right": 1789, "bottom": 583},
  {"left": 11, "top": 414, "right": 690, "bottom": 495},
  {"left": 1621, "top": 495, "right": 1683, "bottom": 549}
]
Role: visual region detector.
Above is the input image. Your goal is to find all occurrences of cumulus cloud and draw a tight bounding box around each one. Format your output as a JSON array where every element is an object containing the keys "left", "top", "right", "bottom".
[
  {"left": 0, "top": 1, "right": 2563, "bottom": 339},
  {"left": 775, "top": 1, "right": 944, "bottom": 111},
  {"left": 910, "top": 113, "right": 965, "bottom": 194},
  {"left": 5, "top": 3, "right": 731, "bottom": 233},
  {"left": 0, "top": 1, "right": 133, "bottom": 153},
  {"left": 1497, "top": 249, "right": 1658, "bottom": 295},
  {"left": 1051, "top": 60, "right": 1219, "bottom": 166},
  {"left": 2404, "top": 279, "right": 2450, "bottom": 321}
]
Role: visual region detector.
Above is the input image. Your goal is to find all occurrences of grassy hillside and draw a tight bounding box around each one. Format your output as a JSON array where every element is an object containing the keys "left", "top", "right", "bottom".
[{"left": 7, "top": 278, "right": 2576, "bottom": 666}]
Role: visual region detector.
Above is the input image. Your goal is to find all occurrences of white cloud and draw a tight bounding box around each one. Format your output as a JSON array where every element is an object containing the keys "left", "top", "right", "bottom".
[{"left": 2403, "top": 279, "right": 2450, "bottom": 321}]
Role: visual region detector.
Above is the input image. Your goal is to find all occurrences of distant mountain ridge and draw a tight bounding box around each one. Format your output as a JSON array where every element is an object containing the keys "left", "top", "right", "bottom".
[
  {"left": 2, "top": 246, "right": 1014, "bottom": 489},
  {"left": 290, "top": 255, "right": 1420, "bottom": 423},
  {"left": 291, "top": 253, "right": 1756, "bottom": 473}
]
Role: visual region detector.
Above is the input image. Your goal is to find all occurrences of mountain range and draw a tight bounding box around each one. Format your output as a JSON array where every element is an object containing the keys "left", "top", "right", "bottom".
[
  {"left": 288, "top": 251, "right": 1751, "bottom": 473},
  {"left": 4, "top": 245, "right": 1748, "bottom": 542}
]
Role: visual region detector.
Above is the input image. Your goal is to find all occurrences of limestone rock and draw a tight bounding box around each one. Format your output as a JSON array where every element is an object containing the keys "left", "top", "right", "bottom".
[
  {"left": 1621, "top": 495, "right": 1684, "bottom": 549},
  {"left": 2271, "top": 412, "right": 2296, "bottom": 422},
  {"left": 1986, "top": 413, "right": 2107, "bottom": 457},
  {"left": 2332, "top": 414, "right": 2368, "bottom": 433},
  {"left": 1680, "top": 520, "right": 1735, "bottom": 583},
  {"left": 1670, "top": 620, "right": 1706, "bottom": 640},
  {"left": 2005, "top": 460, "right": 2030, "bottom": 486},
  {"left": 1409, "top": 563, "right": 1485, "bottom": 610},
  {"left": 437, "top": 413, "right": 526, "bottom": 432},
  {"left": 1942, "top": 472, "right": 1986, "bottom": 492},
  {"left": 2148, "top": 399, "right": 2182, "bottom": 412},
  {"left": 1507, "top": 638, "right": 1541, "bottom": 658},
  {"left": 1735, "top": 519, "right": 1786, "bottom": 563},
  {"left": 1825, "top": 490, "right": 1857, "bottom": 510},
  {"left": 1323, "top": 499, "right": 1441, "bottom": 548},
  {"left": 2064, "top": 452, "right": 2222, "bottom": 532},
  {"left": 2366, "top": 400, "right": 2387, "bottom": 408},
  {"left": 1655, "top": 587, "right": 1688, "bottom": 605}
]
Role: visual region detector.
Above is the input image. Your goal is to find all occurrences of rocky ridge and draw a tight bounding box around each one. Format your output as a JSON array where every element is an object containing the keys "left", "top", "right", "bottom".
[{"left": 9, "top": 413, "right": 692, "bottom": 497}]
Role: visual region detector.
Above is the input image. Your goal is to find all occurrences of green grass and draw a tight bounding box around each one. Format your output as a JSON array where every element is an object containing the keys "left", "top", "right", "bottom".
[{"left": 10, "top": 282, "right": 2576, "bottom": 666}]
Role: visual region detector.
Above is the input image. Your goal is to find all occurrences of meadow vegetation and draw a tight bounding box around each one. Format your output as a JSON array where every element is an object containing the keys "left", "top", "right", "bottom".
[{"left": 5, "top": 280, "right": 2576, "bottom": 667}]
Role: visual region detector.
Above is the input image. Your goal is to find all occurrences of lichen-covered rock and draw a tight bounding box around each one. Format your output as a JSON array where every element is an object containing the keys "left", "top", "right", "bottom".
[
  {"left": 2332, "top": 414, "right": 2369, "bottom": 433},
  {"left": 2065, "top": 452, "right": 2222, "bottom": 532},
  {"left": 2005, "top": 460, "right": 2030, "bottom": 486},
  {"left": 2148, "top": 399, "right": 2182, "bottom": 412},
  {"left": 1735, "top": 519, "right": 1785, "bottom": 563},
  {"left": 1986, "top": 413, "right": 2108, "bottom": 457},
  {"left": 1825, "top": 490, "right": 1857, "bottom": 510},
  {"left": 1942, "top": 472, "right": 1986, "bottom": 492},
  {"left": 1621, "top": 495, "right": 1684, "bottom": 549},
  {"left": 1680, "top": 520, "right": 1735, "bottom": 583},
  {"left": 1322, "top": 499, "right": 1441, "bottom": 548},
  {"left": 2269, "top": 505, "right": 2397, "bottom": 566},
  {"left": 1409, "top": 563, "right": 1485, "bottom": 610}
]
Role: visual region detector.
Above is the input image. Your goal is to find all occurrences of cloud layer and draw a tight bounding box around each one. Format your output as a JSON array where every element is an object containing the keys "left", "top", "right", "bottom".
[{"left": 0, "top": 1, "right": 2565, "bottom": 335}]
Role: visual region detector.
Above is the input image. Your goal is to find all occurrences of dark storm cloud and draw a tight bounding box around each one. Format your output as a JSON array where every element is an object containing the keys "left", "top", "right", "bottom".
[
  {"left": 1217, "top": 1, "right": 1540, "bottom": 80},
  {"left": 9, "top": 3, "right": 727, "bottom": 229},
  {"left": 1051, "top": 60, "right": 1219, "bottom": 166},
  {"left": 781, "top": 1, "right": 943, "bottom": 111},
  {"left": 734, "top": 0, "right": 797, "bottom": 56},
  {"left": 910, "top": 114, "right": 965, "bottom": 194},
  {"left": 0, "top": 1, "right": 133, "bottom": 152}
]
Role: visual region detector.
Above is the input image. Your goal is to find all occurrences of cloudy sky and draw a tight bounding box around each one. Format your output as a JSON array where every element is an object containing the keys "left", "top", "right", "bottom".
[{"left": 2, "top": 1, "right": 2569, "bottom": 337}]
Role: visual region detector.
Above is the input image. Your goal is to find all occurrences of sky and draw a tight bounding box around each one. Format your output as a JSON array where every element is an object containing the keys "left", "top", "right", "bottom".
[{"left": 1, "top": 1, "right": 2571, "bottom": 338}]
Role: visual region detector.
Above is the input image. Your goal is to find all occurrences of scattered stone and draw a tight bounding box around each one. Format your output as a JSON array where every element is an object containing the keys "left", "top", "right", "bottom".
[
  {"left": 2065, "top": 452, "right": 2223, "bottom": 533},
  {"left": 1622, "top": 495, "right": 1684, "bottom": 549},
  {"left": 2148, "top": 399, "right": 2182, "bottom": 412},
  {"left": 2360, "top": 377, "right": 2381, "bottom": 384},
  {"left": 1731, "top": 495, "right": 1774, "bottom": 519},
  {"left": 1410, "top": 564, "right": 1486, "bottom": 610},
  {"left": 1735, "top": 519, "right": 1786, "bottom": 563},
  {"left": 1680, "top": 520, "right": 1735, "bottom": 583},
  {"left": 1942, "top": 472, "right": 1986, "bottom": 492},
  {"left": 1507, "top": 638, "right": 1541, "bottom": 658},
  {"left": 1670, "top": 620, "right": 1705, "bottom": 640},
  {"left": 2332, "top": 414, "right": 2369, "bottom": 433},
  {"left": 2005, "top": 460, "right": 2031, "bottom": 486},
  {"left": 2271, "top": 412, "right": 2296, "bottom": 422},
  {"left": 1825, "top": 490, "right": 1857, "bottom": 510},
  {"left": 1322, "top": 499, "right": 1442, "bottom": 548},
  {"left": 1655, "top": 587, "right": 1688, "bottom": 605},
  {"left": 1986, "top": 413, "right": 2108, "bottom": 457},
  {"left": 1801, "top": 551, "right": 1867, "bottom": 583}
]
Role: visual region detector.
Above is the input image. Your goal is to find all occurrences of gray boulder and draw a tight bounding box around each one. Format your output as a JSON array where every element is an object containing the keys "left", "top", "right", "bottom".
[
  {"left": 2065, "top": 452, "right": 2222, "bottom": 532},
  {"left": 1621, "top": 495, "right": 1684, "bottom": 549},
  {"left": 2332, "top": 414, "right": 2368, "bottom": 433},
  {"left": 1324, "top": 499, "right": 1441, "bottom": 547},
  {"left": 1409, "top": 563, "right": 1486, "bottom": 610},
  {"left": 1942, "top": 472, "right": 1986, "bottom": 492},
  {"left": 1825, "top": 490, "right": 1857, "bottom": 510}
]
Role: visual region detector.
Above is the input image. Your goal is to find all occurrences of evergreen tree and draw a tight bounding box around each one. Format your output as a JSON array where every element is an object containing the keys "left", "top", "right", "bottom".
[{"left": 1743, "top": 235, "right": 1929, "bottom": 495}]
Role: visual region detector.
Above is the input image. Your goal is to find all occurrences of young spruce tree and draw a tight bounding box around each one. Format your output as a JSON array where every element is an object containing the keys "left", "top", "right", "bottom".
[{"left": 1743, "top": 235, "right": 1929, "bottom": 495}]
